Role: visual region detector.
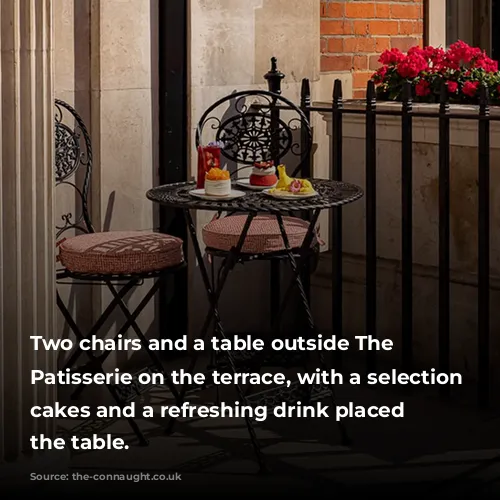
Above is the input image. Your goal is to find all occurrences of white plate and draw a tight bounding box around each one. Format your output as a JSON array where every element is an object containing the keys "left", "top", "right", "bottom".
[
  {"left": 189, "top": 188, "right": 246, "bottom": 201},
  {"left": 263, "top": 189, "right": 319, "bottom": 200},
  {"left": 236, "top": 178, "right": 278, "bottom": 191}
]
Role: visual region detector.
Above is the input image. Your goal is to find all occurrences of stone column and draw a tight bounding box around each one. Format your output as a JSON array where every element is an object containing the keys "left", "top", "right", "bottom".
[{"left": 0, "top": 0, "right": 62, "bottom": 476}]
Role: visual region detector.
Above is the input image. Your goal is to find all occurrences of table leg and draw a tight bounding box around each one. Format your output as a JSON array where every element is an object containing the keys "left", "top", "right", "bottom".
[
  {"left": 275, "top": 211, "right": 351, "bottom": 446},
  {"left": 272, "top": 209, "right": 320, "bottom": 333},
  {"left": 166, "top": 210, "right": 267, "bottom": 471},
  {"left": 165, "top": 209, "right": 232, "bottom": 414}
]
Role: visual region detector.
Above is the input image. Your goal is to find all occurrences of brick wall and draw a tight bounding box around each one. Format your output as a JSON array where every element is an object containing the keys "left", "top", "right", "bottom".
[{"left": 320, "top": 0, "right": 424, "bottom": 97}]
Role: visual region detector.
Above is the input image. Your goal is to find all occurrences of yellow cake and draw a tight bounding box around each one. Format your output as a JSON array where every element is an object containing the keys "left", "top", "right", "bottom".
[{"left": 269, "top": 165, "right": 314, "bottom": 194}]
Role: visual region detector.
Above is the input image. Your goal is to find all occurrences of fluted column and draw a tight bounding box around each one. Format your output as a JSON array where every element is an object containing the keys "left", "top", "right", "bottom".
[{"left": 0, "top": 0, "right": 58, "bottom": 470}]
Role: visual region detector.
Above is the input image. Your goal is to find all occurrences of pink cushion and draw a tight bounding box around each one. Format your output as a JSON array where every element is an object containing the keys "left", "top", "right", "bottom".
[
  {"left": 202, "top": 215, "right": 315, "bottom": 254},
  {"left": 59, "top": 231, "right": 184, "bottom": 275}
]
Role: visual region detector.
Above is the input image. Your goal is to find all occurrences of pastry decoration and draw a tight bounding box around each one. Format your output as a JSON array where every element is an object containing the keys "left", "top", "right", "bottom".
[
  {"left": 269, "top": 165, "right": 315, "bottom": 194},
  {"left": 206, "top": 168, "right": 230, "bottom": 181},
  {"left": 249, "top": 161, "right": 278, "bottom": 187}
]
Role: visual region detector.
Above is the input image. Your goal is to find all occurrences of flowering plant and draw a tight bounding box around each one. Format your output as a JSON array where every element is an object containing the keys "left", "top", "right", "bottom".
[{"left": 372, "top": 41, "right": 500, "bottom": 103}]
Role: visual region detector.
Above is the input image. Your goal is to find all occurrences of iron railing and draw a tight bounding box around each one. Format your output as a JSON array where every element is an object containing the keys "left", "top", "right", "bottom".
[{"left": 263, "top": 58, "right": 496, "bottom": 409}]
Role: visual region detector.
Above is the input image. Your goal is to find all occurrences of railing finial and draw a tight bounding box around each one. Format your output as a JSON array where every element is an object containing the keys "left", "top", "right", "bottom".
[
  {"left": 439, "top": 81, "right": 449, "bottom": 114},
  {"left": 479, "top": 83, "right": 490, "bottom": 115},
  {"left": 366, "top": 80, "right": 376, "bottom": 107},
  {"left": 264, "top": 57, "right": 285, "bottom": 94},
  {"left": 300, "top": 78, "right": 311, "bottom": 108},
  {"left": 333, "top": 79, "right": 343, "bottom": 105}
]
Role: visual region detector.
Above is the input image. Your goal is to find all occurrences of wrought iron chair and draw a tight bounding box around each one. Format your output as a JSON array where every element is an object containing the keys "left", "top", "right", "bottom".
[
  {"left": 197, "top": 89, "right": 318, "bottom": 291},
  {"left": 191, "top": 90, "right": 349, "bottom": 447},
  {"left": 196, "top": 89, "right": 317, "bottom": 318},
  {"left": 55, "top": 99, "right": 184, "bottom": 445}
]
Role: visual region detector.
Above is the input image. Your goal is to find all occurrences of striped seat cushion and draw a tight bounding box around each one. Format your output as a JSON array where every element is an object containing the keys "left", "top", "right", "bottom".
[
  {"left": 59, "top": 231, "right": 184, "bottom": 275},
  {"left": 202, "top": 215, "right": 315, "bottom": 254}
]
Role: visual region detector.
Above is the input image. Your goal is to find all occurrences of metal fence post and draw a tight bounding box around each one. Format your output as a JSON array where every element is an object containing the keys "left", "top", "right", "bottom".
[{"left": 265, "top": 57, "right": 285, "bottom": 329}]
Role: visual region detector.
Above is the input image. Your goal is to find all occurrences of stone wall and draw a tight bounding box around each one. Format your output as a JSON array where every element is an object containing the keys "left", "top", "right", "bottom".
[
  {"left": 54, "top": 0, "right": 158, "bottom": 367},
  {"left": 53, "top": 0, "right": 325, "bottom": 345},
  {"left": 187, "top": 0, "right": 323, "bottom": 337},
  {"left": 0, "top": 0, "right": 61, "bottom": 471}
]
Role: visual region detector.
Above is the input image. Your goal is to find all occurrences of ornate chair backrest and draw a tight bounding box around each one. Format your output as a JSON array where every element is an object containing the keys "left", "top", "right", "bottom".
[
  {"left": 196, "top": 90, "right": 313, "bottom": 178},
  {"left": 54, "top": 99, "right": 93, "bottom": 240}
]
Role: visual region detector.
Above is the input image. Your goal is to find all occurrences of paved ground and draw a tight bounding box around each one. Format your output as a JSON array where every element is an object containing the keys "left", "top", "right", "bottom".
[{"left": 47, "top": 350, "right": 500, "bottom": 498}]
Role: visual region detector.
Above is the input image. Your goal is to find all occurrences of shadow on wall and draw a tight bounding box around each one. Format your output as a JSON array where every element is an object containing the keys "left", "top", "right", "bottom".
[
  {"left": 58, "top": 0, "right": 162, "bottom": 363},
  {"left": 217, "top": 91, "right": 238, "bottom": 175}
]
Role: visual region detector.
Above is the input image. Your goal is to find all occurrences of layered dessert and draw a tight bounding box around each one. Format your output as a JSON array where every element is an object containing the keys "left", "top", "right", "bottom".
[
  {"left": 249, "top": 161, "right": 278, "bottom": 187},
  {"left": 268, "top": 165, "right": 316, "bottom": 195},
  {"left": 205, "top": 168, "right": 231, "bottom": 197}
]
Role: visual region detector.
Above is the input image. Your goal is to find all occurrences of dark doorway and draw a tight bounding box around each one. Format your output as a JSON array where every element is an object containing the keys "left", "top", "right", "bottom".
[{"left": 157, "top": 0, "right": 188, "bottom": 350}]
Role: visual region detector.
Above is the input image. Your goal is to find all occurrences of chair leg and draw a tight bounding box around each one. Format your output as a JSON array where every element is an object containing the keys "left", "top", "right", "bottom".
[
  {"left": 220, "top": 338, "right": 268, "bottom": 473},
  {"left": 210, "top": 258, "right": 221, "bottom": 406},
  {"left": 275, "top": 212, "right": 351, "bottom": 447},
  {"left": 317, "top": 347, "right": 351, "bottom": 446},
  {"left": 67, "top": 280, "right": 143, "bottom": 400},
  {"left": 104, "top": 278, "right": 182, "bottom": 403},
  {"left": 107, "top": 384, "right": 149, "bottom": 447},
  {"left": 70, "top": 276, "right": 182, "bottom": 406},
  {"left": 167, "top": 211, "right": 268, "bottom": 472},
  {"left": 62, "top": 280, "right": 137, "bottom": 370},
  {"left": 56, "top": 290, "right": 149, "bottom": 446}
]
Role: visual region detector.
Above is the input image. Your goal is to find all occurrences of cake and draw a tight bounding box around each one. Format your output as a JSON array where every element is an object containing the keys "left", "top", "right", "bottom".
[
  {"left": 268, "top": 165, "right": 316, "bottom": 195},
  {"left": 204, "top": 168, "right": 231, "bottom": 197},
  {"left": 249, "top": 161, "right": 278, "bottom": 187}
]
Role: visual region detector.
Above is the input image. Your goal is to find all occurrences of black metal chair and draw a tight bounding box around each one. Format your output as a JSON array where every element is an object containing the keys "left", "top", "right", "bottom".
[
  {"left": 197, "top": 89, "right": 312, "bottom": 176},
  {"left": 165, "top": 90, "right": 348, "bottom": 470},
  {"left": 55, "top": 99, "right": 184, "bottom": 445},
  {"left": 197, "top": 89, "right": 321, "bottom": 337},
  {"left": 196, "top": 88, "right": 318, "bottom": 287},
  {"left": 196, "top": 88, "right": 317, "bottom": 317}
]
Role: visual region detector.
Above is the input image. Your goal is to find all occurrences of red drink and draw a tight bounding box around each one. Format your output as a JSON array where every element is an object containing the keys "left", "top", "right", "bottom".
[{"left": 197, "top": 146, "right": 221, "bottom": 188}]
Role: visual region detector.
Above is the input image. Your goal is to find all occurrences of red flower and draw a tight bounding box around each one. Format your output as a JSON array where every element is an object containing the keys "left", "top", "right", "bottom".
[
  {"left": 446, "top": 81, "right": 458, "bottom": 93},
  {"left": 379, "top": 48, "right": 405, "bottom": 66},
  {"left": 372, "top": 65, "right": 388, "bottom": 82},
  {"left": 397, "top": 52, "right": 428, "bottom": 79},
  {"left": 427, "top": 47, "right": 448, "bottom": 73},
  {"left": 473, "top": 53, "right": 498, "bottom": 72},
  {"left": 376, "top": 41, "right": 500, "bottom": 103},
  {"left": 415, "top": 80, "right": 431, "bottom": 97},
  {"left": 462, "top": 81, "right": 480, "bottom": 97},
  {"left": 408, "top": 46, "right": 425, "bottom": 57},
  {"left": 447, "top": 40, "right": 481, "bottom": 66}
]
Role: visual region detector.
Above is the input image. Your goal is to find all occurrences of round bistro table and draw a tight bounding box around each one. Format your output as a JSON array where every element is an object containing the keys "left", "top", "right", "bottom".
[
  {"left": 146, "top": 178, "right": 363, "bottom": 471},
  {"left": 147, "top": 178, "right": 362, "bottom": 213}
]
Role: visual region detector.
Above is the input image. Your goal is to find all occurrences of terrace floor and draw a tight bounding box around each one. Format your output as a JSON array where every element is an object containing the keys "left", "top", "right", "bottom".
[{"left": 27, "top": 350, "right": 500, "bottom": 498}]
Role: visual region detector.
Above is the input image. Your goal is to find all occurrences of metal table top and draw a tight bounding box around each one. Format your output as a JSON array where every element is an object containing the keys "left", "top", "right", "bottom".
[{"left": 146, "top": 179, "right": 363, "bottom": 213}]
